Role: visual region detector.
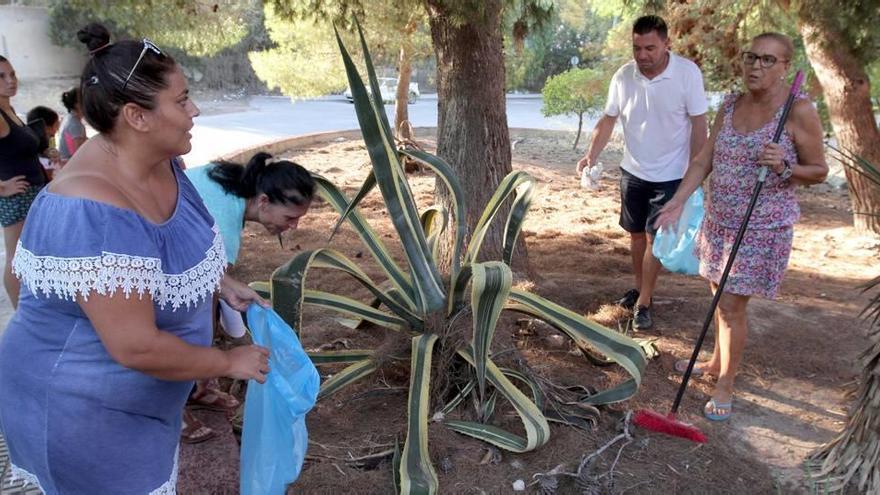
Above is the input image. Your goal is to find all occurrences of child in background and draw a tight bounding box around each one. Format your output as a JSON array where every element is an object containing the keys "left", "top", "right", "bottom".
[
  {"left": 58, "top": 87, "right": 87, "bottom": 163},
  {"left": 25, "top": 105, "right": 61, "bottom": 179}
]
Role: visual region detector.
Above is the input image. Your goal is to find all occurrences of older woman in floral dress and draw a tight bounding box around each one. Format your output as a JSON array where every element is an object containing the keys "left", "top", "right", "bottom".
[{"left": 655, "top": 32, "right": 828, "bottom": 421}]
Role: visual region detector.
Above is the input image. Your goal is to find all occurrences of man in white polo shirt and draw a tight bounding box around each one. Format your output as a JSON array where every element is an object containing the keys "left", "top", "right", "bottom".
[{"left": 577, "top": 15, "right": 708, "bottom": 330}]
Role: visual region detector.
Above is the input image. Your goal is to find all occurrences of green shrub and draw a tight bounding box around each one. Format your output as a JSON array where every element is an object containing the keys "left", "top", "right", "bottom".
[{"left": 542, "top": 68, "right": 608, "bottom": 149}]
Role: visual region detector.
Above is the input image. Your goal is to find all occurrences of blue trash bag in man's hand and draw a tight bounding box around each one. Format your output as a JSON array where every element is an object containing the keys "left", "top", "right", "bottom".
[
  {"left": 241, "top": 304, "right": 320, "bottom": 495},
  {"left": 652, "top": 187, "right": 704, "bottom": 275}
]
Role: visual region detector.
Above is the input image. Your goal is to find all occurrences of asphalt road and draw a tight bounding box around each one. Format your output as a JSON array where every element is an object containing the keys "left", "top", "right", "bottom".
[{"left": 183, "top": 94, "right": 597, "bottom": 167}]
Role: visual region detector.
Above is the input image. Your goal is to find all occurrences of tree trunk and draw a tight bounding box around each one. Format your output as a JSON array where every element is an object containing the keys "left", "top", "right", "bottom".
[
  {"left": 573, "top": 112, "right": 584, "bottom": 150},
  {"left": 395, "top": 15, "right": 419, "bottom": 137},
  {"left": 797, "top": 14, "right": 880, "bottom": 234},
  {"left": 425, "top": 0, "right": 528, "bottom": 272}
]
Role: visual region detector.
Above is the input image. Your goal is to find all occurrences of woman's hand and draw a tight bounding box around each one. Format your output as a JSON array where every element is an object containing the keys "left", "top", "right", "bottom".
[
  {"left": 757, "top": 143, "right": 787, "bottom": 174},
  {"left": 224, "top": 345, "right": 270, "bottom": 383},
  {"left": 219, "top": 274, "right": 270, "bottom": 311},
  {"left": 654, "top": 197, "right": 685, "bottom": 231},
  {"left": 0, "top": 176, "right": 29, "bottom": 197}
]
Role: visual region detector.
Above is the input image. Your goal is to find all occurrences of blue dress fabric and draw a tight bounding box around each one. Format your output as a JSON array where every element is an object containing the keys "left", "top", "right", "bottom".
[
  {"left": 185, "top": 164, "right": 246, "bottom": 264},
  {"left": 0, "top": 163, "right": 227, "bottom": 494}
]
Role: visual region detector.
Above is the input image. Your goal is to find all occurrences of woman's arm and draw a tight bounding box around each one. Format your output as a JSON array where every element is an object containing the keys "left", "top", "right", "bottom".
[
  {"left": 79, "top": 293, "right": 269, "bottom": 382},
  {"left": 654, "top": 108, "right": 724, "bottom": 229},
  {"left": 758, "top": 99, "right": 828, "bottom": 186},
  {"left": 219, "top": 273, "right": 269, "bottom": 311}
]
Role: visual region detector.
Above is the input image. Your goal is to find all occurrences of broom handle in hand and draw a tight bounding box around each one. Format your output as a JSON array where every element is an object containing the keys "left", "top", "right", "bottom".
[{"left": 670, "top": 70, "right": 805, "bottom": 414}]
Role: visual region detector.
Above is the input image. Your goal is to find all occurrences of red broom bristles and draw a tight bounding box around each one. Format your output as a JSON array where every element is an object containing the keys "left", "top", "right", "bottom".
[{"left": 633, "top": 409, "right": 707, "bottom": 443}]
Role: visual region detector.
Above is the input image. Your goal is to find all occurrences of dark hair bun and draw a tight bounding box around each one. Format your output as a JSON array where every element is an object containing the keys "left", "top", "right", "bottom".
[
  {"left": 61, "top": 88, "right": 79, "bottom": 111},
  {"left": 76, "top": 23, "right": 111, "bottom": 52}
]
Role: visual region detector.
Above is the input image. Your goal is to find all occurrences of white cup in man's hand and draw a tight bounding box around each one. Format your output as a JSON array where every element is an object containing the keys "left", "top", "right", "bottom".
[{"left": 580, "top": 163, "right": 603, "bottom": 190}]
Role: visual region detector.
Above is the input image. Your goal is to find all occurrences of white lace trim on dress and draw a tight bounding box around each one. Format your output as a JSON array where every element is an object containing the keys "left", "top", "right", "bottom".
[
  {"left": 8, "top": 463, "right": 46, "bottom": 493},
  {"left": 12, "top": 227, "right": 227, "bottom": 311},
  {"left": 147, "top": 445, "right": 179, "bottom": 495}
]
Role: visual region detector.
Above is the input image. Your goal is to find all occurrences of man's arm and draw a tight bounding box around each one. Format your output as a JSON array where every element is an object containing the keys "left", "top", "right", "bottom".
[
  {"left": 689, "top": 113, "right": 708, "bottom": 161},
  {"left": 576, "top": 114, "right": 618, "bottom": 174}
]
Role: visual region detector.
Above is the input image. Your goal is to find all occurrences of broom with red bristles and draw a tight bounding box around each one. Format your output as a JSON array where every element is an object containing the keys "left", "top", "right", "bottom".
[{"left": 633, "top": 70, "right": 806, "bottom": 443}]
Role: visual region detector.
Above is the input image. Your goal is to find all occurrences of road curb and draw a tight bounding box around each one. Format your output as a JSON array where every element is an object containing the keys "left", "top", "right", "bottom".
[
  {"left": 214, "top": 127, "right": 438, "bottom": 164},
  {"left": 211, "top": 126, "right": 581, "bottom": 165}
]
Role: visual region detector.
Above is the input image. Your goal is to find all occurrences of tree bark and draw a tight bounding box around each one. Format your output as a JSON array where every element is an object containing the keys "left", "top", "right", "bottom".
[
  {"left": 797, "top": 13, "right": 880, "bottom": 234},
  {"left": 425, "top": 0, "right": 528, "bottom": 272},
  {"left": 395, "top": 15, "right": 419, "bottom": 137}
]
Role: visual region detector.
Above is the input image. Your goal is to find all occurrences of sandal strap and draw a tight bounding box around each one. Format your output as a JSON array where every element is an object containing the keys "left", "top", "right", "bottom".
[{"left": 675, "top": 360, "right": 706, "bottom": 376}]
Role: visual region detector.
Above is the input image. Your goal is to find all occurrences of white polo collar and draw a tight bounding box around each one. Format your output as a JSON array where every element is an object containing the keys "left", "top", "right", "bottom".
[{"left": 634, "top": 51, "right": 675, "bottom": 83}]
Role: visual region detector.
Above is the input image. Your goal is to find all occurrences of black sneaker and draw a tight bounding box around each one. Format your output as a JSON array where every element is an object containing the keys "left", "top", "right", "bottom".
[
  {"left": 633, "top": 305, "right": 654, "bottom": 330},
  {"left": 616, "top": 289, "right": 640, "bottom": 310}
]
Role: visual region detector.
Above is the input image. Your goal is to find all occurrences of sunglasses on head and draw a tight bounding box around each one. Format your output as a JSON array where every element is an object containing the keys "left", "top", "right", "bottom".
[{"left": 122, "top": 38, "right": 162, "bottom": 91}]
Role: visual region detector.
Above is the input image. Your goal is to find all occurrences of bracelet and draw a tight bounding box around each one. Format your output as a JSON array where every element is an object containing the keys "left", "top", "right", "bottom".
[{"left": 778, "top": 159, "right": 794, "bottom": 180}]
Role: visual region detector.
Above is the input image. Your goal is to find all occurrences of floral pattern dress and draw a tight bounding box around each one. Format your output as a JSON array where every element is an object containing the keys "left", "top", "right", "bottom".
[
  {"left": 695, "top": 92, "right": 805, "bottom": 299},
  {"left": 0, "top": 162, "right": 227, "bottom": 494}
]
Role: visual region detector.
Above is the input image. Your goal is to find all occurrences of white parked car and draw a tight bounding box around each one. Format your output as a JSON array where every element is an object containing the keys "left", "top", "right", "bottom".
[{"left": 345, "top": 77, "right": 420, "bottom": 104}]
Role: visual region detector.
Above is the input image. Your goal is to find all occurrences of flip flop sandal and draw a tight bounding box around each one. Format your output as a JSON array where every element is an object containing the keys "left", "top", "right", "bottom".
[
  {"left": 188, "top": 386, "right": 241, "bottom": 412},
  {"left": 181, "top": 410, "right": 217, "bottom": 444},
  {"left": 674, "top": 359, "right": 713, "bottom": 377},
  {"left": 703, "top": 399, "right": 732, "bottom": 421}
]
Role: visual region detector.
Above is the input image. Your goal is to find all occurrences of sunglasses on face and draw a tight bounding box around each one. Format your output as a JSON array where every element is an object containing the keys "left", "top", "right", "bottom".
[
  {"left": 741, "top": 51, "right": 786, "bottom": 69},
  {"left": 122, "top": 38, "right": 163, "bottom": 91}
]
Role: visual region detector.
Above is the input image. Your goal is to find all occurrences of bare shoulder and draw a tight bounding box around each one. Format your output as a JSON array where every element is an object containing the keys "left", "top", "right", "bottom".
[
  {"left": 50, "top": 169, "right": 134, "bottom": 211},
  {"left": 790, "top": 98, "right": 820, "bottom": 122},
  {"left": 787, "top": 98, "right": 823, "bottom": 139},
  {"left": 0, "top": 115, "right": 8, "bottom": 138}
]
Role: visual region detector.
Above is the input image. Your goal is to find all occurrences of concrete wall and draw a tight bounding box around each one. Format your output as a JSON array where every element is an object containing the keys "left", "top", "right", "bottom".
[{"left": 0, "top": 5, "right": 86, "bottom": 79}]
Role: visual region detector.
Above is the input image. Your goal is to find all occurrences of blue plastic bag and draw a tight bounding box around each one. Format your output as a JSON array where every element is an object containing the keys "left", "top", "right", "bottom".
[
  {"left": 241, "top": 304, "right": 320, "bottom": 495},
  {"left": 652, "top": 187, "right": 704, "bottom": 275}
]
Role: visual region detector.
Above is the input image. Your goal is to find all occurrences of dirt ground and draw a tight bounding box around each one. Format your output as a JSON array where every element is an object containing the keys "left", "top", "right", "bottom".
[{"left": 183, "top": 129, "right": 875, "bottom": 494}]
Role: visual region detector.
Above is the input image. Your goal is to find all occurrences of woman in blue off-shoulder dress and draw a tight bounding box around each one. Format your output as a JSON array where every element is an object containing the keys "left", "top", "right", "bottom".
[{"left": 0, "top": 23, "right": 270, "bottom": 494}]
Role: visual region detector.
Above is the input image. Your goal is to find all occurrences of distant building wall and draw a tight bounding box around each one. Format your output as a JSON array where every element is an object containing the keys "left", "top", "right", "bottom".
[{"left": 0, "top": 5, "right": 86, "bottom": 79}]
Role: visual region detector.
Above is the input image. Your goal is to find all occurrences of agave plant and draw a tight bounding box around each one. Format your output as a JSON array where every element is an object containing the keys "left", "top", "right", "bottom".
[
  {"left": 826, "top": 142, "right": 880, "bottom": 218},
  {"left": 254, "top": 22, "right": 647, "bottom": 493},
  {"left": 808, "top": 146, "right": 880, "bottom": 494}
]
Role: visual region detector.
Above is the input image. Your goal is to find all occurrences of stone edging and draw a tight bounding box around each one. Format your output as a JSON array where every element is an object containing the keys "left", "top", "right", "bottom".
[{"left": 213, "top": 127, "right": 578, "bottom": 164}]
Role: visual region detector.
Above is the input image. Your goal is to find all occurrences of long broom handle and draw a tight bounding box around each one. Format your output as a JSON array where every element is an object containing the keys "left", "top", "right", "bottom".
[{"left": 670, "top": 70, "right": 805, "bottom": 414}]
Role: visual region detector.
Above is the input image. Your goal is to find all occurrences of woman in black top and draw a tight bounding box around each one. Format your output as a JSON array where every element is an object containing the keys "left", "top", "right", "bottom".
[{"left": 0, "top": 56, "right": 47, "bottom": 307}]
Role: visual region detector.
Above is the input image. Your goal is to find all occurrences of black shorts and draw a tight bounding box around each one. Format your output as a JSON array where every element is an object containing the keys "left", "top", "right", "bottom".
[{"left": 619, "top": 169, "right": 681, "bottom": 235}]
